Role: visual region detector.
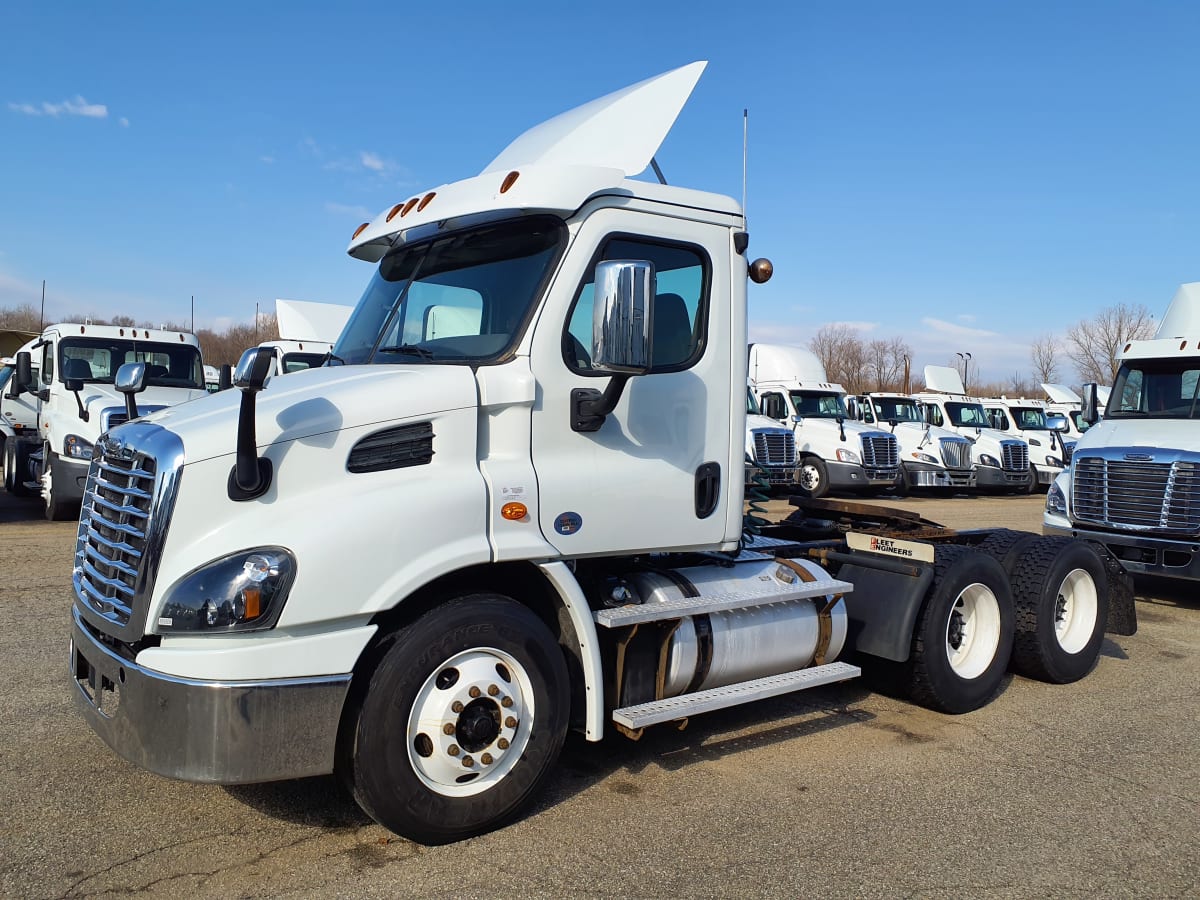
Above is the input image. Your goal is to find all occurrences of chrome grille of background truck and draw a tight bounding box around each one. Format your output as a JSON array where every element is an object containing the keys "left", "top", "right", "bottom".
[
  {"left": 1073, "top": 455, "right": 1200, "bottom": 532},
  {"left": 73, "top": 423, "right": 185, "bottom": 641},
  {"left": 752, "top": 430, "right": 796, "bottom": 467},
  {"left": 860, "top": 434, "right": 899, "bottom": 474},
  {"left": 1000, "top": 440, "right": 1029, "bottom": 472},
  {"left": 939, "top": 437, "right": 973, "bottom": 470}
]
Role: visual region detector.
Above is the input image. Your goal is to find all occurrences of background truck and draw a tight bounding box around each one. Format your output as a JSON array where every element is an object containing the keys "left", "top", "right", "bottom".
[
  {"left": 1, "top": 339, "right": 41, "bottom": 496},
  {"left": 979, "top": 396, "right": 1071, "bottom": 490},
  {"left": 4, "top": 323, "right": 208, "bottom": 519},
  {"left": 256, "top": 298, "right": 354, "bottom": 377},
  {"left": 68, "top": 62, "right": 1131, "bottom": 847},
  {"left": 745, "top": 385, "right": 798, "bottom": 488},
  {"left": 1042, "top": 383, "right": 1091, "bottom": 439},
  {"left": 1045, "top": 281, "right": 1200, "bottom": 579},
  {"left": 915, "top": 366, "right": 1033, "bottom": 492},
  {"left": 748, "top": 343, "right": 900, "bottom": 497},
  {"left": 849, "top": 392, "right": 976, "bottom": 493}
]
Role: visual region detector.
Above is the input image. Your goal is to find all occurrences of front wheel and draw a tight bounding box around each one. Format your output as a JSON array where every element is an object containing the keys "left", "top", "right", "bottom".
[
  {"left": 796, "top": 456, "right": 830, "bottom": 499},
  {"left": 345, "top": 594, "right": 569, "bottom": 845},
  {"left": 906, "top": 545, "right": 1015, "bottom": 714},
  {"left": 43, "top": 450, "right": 79, "bottom": 521}
]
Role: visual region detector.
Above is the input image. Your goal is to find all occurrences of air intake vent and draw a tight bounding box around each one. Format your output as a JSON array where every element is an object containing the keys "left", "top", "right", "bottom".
[{"left": 348, "top": 422, "right": 434, "bottom": 473}]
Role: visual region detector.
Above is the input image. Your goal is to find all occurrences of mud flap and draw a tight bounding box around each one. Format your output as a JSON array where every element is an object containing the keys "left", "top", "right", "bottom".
[{"left": 1093, "top": 543, "right": 1137, "bottom": 636}]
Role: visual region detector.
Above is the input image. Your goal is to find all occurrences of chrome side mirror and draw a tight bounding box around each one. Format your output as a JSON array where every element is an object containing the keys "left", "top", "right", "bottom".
[
  {"left": 1081, "top": 383, "right": 1099, "bottom": 425},
  {"left": 115, "top": 361, "right": 148, "bottom": 422},
  {"left": 591, "top": 260, "right": 654, "bottom": 375},
  {"left": 234, "top": 347, "right": 274, "bottom": 392},
  {"left": 1045, "top": 413, "right": 1069, "bottom": 432}
]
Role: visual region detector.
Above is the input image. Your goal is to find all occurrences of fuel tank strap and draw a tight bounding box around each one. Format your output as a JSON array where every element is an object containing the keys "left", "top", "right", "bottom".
[{"left": 774, "top": 557, "right": 842, "bottom": 666}]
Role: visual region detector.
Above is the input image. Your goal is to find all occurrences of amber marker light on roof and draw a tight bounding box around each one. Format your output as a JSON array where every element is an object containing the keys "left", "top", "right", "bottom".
[
  {"left": 352, "top": 222, "right": 370, "bottom": 240},
  {"left": 501, "top": 502, "right": 528, "bottom": 521},
  {"left": 400, "top": 197, "right": 420, "bottom": 217},
  {"left": 386, "top": 203, "right": 404, "bottom": 223},
  {"left": 500, "top": 171, "right": 520, "bottom": 193},
  {"left": 417, "top": 192, "right": 436, "bottom": 211}
]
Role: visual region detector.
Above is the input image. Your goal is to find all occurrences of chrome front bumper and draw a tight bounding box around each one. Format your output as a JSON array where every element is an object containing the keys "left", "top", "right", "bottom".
[
  {"left": 976, "top": 465, "right": 1030, "bottom": 488},
  {"left": 1042, "top": 521, "right": 1200, "bottom": 580},
  {"left": 70, "top": 606, "right": 352, "bottom": 783}
]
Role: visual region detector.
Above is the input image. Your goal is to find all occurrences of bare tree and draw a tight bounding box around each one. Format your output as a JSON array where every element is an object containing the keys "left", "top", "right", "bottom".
[
  {"left": 1065, "top": 303, "right": 1155, "bottom": 384},
  {"left": 808, "top": 324, "right": 868, "bottom": 392},
  {"left": 1030, "top": 334, "right": 1060, "bottom": 384},
  {"left": 0, "top": 303, "right": 46, "bottom": 332},
  {"left": 865, "top": 336, "right": 912, "bottom": 392}
]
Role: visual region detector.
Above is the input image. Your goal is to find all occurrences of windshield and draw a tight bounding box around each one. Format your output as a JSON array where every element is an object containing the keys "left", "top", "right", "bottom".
[
  {"left": 1009, "top": 406, "right": 1048, "bottom": 430},
  {"left": 945, "top": 402, "right": 989, "bottom": 427},
  {"left": 746, "top": 387, "right": 763, "bottom": 415},
  {"left": 280, "top": 352, "right": 327, "bottom": 373},
  {"left": 1107, "top": 359, "right": 1200, "bottom": 419},
  {"left": 334, "top": 216, "right": 566, "bottom": 365},
  {"left": 0, "top": 364, "right": 10, "bottom": 391},
  {"left": 871, "top": 397, "right": 921, "bottom": 423},
  {"left": 790, "top": 390, "right": 847, "bottom": 419},
  {"left": 59, "top": 338, "right": 203, "bottom": 389},
  {"left": 1069, "top": 410, "right": 1089, "bottom": 432}
]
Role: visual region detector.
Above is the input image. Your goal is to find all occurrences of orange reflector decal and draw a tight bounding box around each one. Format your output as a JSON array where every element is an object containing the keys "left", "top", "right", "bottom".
[
  {"left": 352, "top": 222, "right": 369, "bottom": 239},
  {"left": 501, "top": 502, "right": 528, "bottom": 521},
  {"left": 417, "top": 192, "right": 436, "bottom": 211},
  {"left": 400, "top": 197, "right": 419, "bottom": 217},
  {"left": 385, "top": 203, "right": 404, "bottom": 222},
  {"left": 500, "top": 170, "right": 520, "bottom": 193}
]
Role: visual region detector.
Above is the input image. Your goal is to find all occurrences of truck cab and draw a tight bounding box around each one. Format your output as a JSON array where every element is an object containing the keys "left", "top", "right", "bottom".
[
  {"left": 852, "top": 392, "right": 976, "bottom": 493},
  {"left": 744, "top": 385, "right": 798, "bottom": 487},
  {"left": 979, "top": 396, "right": 1070, "bottom": 490},
  {"left": 4, "top": 323, "right": 208, "bottom": 518},
  {"left": 748, "top": 343, "right": 900, "bottom": 497},
  {"left": 1, "top": 341, "right": 41, "bottom": 495}
]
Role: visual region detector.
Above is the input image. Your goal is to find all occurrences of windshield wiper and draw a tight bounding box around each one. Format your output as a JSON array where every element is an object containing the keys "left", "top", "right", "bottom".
[{"left": 376, "top": 345, "right": 434, "bottom": 359}]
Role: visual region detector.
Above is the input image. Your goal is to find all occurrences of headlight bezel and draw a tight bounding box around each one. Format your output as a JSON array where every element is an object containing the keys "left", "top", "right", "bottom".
[
  {"left": 979, "top": 453, "right": 1000, "bottom": 467},
  {"left": 156, "top": 547, "right": 296, "bottom": 634},
  {"left": 836, "top": 448, "right": 861, "bottom": 464},
  {"left": 1045, "top": 482, "right": 1067, "bottom": 515},
  {"left": 63, "top": 434, "right": 94, "bottom": 460}
]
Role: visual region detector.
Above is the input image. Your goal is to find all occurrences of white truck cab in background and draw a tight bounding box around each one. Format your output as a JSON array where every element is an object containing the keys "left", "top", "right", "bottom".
[
  {"left": 915, "top": 366, "right": 1033, "bottom": 492},
  {"left": 258, "top": 298, "right": 354, "bottom": 376},
  {"left": 748, "top": 343, "right": 899, "bottom": 497},
  {"left": 1042, "top": 383, "right": 1091, "bottom": 440},
  {"left": 1045, "top": 281, "right": 1200, "bottom": 579},
  {"left": 744, "top": 385, "right": 798, "bottom": 487},
  {"left": 978, "top": 396, "right": 1070, "bottom": 490},
  {"left": 851, "top": 392, "right": 976, "bottom": 493},
  {"left": 3, "top": 323, "right": 208, "bottom": 519},
  {"left": 1, "top": 340, "right": 41, "bottom": 495}
]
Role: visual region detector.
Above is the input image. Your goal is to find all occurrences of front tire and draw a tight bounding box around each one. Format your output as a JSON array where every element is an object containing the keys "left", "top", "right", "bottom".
[
  {"left": 796, "top": 456, "right": 830, "bottom": 499},
  {"left": 43, "top": 450, "right": 79, "bottom": 521},
  {"left": 346, "top": 594, "right": 569, "bottom": 844},
  {"left": 1010, "top": 537, "right": 1108, "bottom": 684},
  {"left": 906, "top": 545, "right": 1015, "bottom": 714}
]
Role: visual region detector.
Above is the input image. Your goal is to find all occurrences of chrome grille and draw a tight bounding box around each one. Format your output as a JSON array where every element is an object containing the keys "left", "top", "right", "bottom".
[
  {"left": 939, "top": 438, "right": 972, "bottom": 470},
  {"left": 860, "top": 433, "right": 899, "bottom": 471},
  {"left": 752, "top": 430, "right": 796, "bottom": 467},
  {"left": 1073, "top": 455, "right": 1200, "bottom": 533},
  {"left": 1000, "top": 440, "right": 1029, "bottom": 472}
]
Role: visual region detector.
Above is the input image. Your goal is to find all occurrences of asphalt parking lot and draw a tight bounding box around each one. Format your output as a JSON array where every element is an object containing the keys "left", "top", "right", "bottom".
[{"left": 0, "top": 489, "right": 1196, "bottom": 898}]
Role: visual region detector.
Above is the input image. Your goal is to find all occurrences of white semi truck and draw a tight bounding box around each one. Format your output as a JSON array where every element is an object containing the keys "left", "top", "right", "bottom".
[
  {"left": 1044, "top": 281, "right": 1200, "bottom": 580},
  {"left": 3, "top": 323, "right": 208, "bottom": 518},
  {"left": 1042, "top": 383, "right": 1090, "bottom": 439},
  {"left": 748, "top": 343, "right": 900, "bottom": 497},
  {"left": 1, "top": 339, "right": 41, "bottom": 495},
  {"left": 68, "top": 63, "right": 1130, "bottom": 845},
  {"left": 915, "top": 366, "right": 1033, "bottom": 492},
  {"left": 745, "top": 386, "right": 798, "bottom": 487},
  {"left": 850, "top": 392, "right": 976, "bottom": 493},
  {"left": 257, "top": 298, "right": 354, "bottom": 377},
  {"left": 979, "top": 396, "right": 1071, "bottom": 490}
]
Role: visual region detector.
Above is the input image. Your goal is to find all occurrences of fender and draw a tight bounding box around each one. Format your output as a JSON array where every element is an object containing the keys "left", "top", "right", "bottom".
[{"left": 536, "top": 561, "right": 605, "bottom": 740}]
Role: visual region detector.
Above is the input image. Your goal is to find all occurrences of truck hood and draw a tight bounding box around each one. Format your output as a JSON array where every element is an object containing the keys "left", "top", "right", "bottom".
[
  {"left": 1072, "top": 417, "right": 1200, "bottom": 456},
  {"left": 73, "top": 384, "right": 209, "bottom": 429},
  {"left": 885, "top": 421, "right": 968, "bottom": 452},
  {"left": 746, "top": 414, "right": 790, "bottom": 433},
  {"left": 139, "top": 364, "right": 479, "bottom": 465}
]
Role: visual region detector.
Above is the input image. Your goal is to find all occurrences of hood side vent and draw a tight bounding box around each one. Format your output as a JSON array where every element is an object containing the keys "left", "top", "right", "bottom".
[{"left": 348, "top": 422, "right": 434, "bottom": 474}]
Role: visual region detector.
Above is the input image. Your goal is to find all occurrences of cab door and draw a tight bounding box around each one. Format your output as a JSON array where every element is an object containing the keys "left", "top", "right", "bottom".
[{"left": 528, "top": 208, "right": 734, "bottom": 556}]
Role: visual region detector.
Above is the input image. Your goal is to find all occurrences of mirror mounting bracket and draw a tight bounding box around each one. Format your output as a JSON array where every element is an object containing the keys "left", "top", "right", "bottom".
[{"left": 571, "top": 375, "right": 631, "bottom": 432}]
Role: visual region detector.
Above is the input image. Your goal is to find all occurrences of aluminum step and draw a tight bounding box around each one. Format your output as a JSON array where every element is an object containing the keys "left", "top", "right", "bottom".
[
  {"left": 593, "top": 578, "right": 852, "bottom": 628},
  {"left": 612, "top": 661, "right": 861, "bottom": 730}
]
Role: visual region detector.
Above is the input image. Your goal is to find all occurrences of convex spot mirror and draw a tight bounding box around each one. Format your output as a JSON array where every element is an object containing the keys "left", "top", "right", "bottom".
[{"left": 591, "top": 259, "right": 653, "bottom": 375}]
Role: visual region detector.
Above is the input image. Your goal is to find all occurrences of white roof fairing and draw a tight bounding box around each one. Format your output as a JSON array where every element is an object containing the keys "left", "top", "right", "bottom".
[{"left": 923, "top": 365, "right": 967, "bottom": 395}]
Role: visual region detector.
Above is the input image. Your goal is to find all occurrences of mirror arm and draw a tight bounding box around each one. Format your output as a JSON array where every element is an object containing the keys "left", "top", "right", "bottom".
[
  {"left": 74, "top": 390, "right": 90, "bottom": 423},
  {"left": 571, "top": 375, "right": 631, "bottom": 433}
]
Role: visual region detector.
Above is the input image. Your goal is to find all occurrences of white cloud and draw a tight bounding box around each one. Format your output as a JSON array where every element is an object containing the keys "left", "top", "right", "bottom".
[
  {"left": 260, "top": 155, "right": 275, "bottom": 164},
  {"left": 360, "top": 151, "right": 386, "bottom": 172},
  {"left": 119, "top": 117, "right": 130, "bottom": 128},
  {"left": 957, "top": 313, "right": 976, "bottom": 323},
  {"left": 325, "top": 201, "right": 374, "bottom": 219},
  {"left": 920, "top": 317, "right": 1001, "bottom": 342},
  {"left": 827, "top": 320, "right": 879, "bottom": 334},
  {"left": 8, "top": 95, "right": 108, "bottom": 119}
]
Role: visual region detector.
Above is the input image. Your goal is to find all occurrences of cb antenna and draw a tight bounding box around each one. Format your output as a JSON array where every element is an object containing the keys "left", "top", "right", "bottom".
[{"left": 742, "top": 108, "right": 749, "bottom": 224}]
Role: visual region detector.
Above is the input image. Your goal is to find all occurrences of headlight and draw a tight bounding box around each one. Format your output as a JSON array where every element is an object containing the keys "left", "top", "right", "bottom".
[
  {"left": 63, "top": 434, "right": 94, "bottom": 460},
  {"left": 157, "top": 548, "right": 295, "bottom": 633},
  {"left": 1046, "top": 482, "right": 1067, "bottom": 515},
  {"left": 836, "top": 448, "right": 861, "bottom": 464},
  {"left": 979, "top": 454, "right": 1000, "bottom": 467},
  {"left": 912, "top": 452, "right": 938, "bottom": 465},
  {"left": 1046, "top": 456, "right": 1064, "bottom": 468}
]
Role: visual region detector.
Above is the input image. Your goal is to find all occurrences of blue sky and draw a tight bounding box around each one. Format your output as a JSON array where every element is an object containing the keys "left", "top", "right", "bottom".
[{"left": 2, "top": 1, "right": 1198, "bottom": 383}]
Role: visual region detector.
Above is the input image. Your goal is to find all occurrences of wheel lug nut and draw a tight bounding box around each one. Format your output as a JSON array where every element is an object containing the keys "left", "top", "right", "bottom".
[
  {"left": 442, "top": 723, "right": 455, "bottom": 735},
  {"left": 487, "top": 684, "right": 499, "bottom": 696},
  {"left": 497, "top": 738, "right": 510, "bottom": 750},
  {"left": 469, "top": 686, "right": 481, "bottom": 698},
  {"left": 462, "top": 756, "right": 474, "bottom": 768},
  {"left": 481, "top": 753, "right": 494, "bottom": 765},
  {"left": 501, "top": 696, "right": 513, "bottom": 708},
  {"left": 447, "top": 744, "right": 460, "bottom": 756},
  {"left": 451, "top": 701, "right": 464, "bottom": 713},
  {"left": 505, "top": 716, "right": 517, "bottom": 729}
]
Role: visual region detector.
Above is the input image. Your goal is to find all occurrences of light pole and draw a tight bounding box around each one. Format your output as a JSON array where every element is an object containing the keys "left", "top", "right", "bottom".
[{"left": 956, "top": 351, "right": 972, "bottom": 391}]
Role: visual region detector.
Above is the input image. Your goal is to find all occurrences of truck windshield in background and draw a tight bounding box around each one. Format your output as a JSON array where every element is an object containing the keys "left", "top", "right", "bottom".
[
  {"left": 1008, "top": 406, "right": 1048, "bottom": 429},
  {"left": 790, "top": 391, "right": 848, "bottom": 419},
  {"left": 281, "top": 353, "right": 328, "bottom": 373},
  {"left": 334, "top": 216, "right": 566, "bottom": 366},
  {"left": 944, "top": 402, "right": 989, "bottom": 428},
  {"left": 872, "top": 397, "right": 922, "bottom": 423},
  {"left": 1107, "top": 359, "right": 1200, "bottom": 419},
  {"left": 59, "top": 338, "right": 203, "bottom": 390}
]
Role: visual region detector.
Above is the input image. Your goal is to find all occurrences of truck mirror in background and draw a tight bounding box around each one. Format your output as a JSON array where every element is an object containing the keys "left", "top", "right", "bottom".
[
  {"left": 229, "top": 347, "right": 274, "bottom": 500},
  {"left": 218, "top": 364, "right": 233, "bottom": 391},
  {"left": 1081, "top": 383, "right": 1099, "bottom": 425},
  {"left": 115, "top": 362, "right": 148, "bottom": 423},
  {"left": 1045, "top": 413, "right": 1069, "bottom": 432},
  {"left": 7, "top": 351, "right": 32, "bottom": 398},
  {"left": 591, "top": 259, "right": 654, "bottom": 375}
]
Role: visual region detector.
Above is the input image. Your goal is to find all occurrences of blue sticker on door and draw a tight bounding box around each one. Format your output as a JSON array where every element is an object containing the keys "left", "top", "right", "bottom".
[{"left": 554, "top": 511, "right": 582, "bottom": 535}]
